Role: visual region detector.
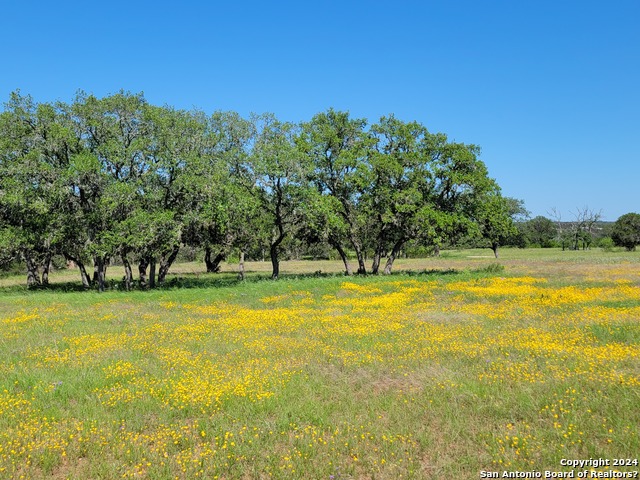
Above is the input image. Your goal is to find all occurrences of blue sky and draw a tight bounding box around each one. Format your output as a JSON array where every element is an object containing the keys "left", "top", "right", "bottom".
[{"left": 1, "top": 0, "right": 638, "bottom": 220}]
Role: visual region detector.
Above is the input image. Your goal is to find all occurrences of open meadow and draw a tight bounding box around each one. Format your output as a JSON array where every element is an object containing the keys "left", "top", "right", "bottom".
[{"left": 1, "top": 249, "right": 639, "bottom": 479}]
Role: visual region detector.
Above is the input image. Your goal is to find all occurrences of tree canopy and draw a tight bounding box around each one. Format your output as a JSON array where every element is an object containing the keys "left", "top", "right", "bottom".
[
  {"left": 1, "top": 91, "right": 513, "bottom": 288},
  {"left": 612, "top": 213, "right": 640, "bottom": 251}
]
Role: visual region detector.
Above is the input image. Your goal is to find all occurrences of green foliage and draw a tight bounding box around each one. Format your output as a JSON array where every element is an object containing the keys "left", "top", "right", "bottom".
[
  {"left": 1, "top": 93, "right": 510, "bottom": 286},
  {"left": 1, "top": 258, "right": 639, "bottom": 476},
  {"left": 468, "top": 194, "right": 529, "bottom": 256},
  {"left": 473, "top": 262, "right": 505, "bottom": 273},
  {"left": 611, "top": 212, "right": 640, "bottom": 251},
  {"left": 524, "top": 216, "right": 557, "bottom": 248},
  {"left": 598, "top": 236, "right": 615, "bottom": 252}
]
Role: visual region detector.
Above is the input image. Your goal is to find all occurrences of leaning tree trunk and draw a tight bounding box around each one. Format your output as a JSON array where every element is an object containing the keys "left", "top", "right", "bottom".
[
  {"left": 329, "top": 238, "right": 352, "bottom": 276},
  {"left": 65, "top": 254, "right": 91, "bottom": 288},
  {"left": 204, "top": 247, "right": 225, "bottom": 273},
  {"left": 491, "top": 242, "right": 499, "bottom": 259},
  {"left": 158, "top": 245, "right": 180, "bottom": 284},
  {"left": 77, "top": 262, "right": 91, "bottom": 289},
  {"left": 348, "top": 237, "right": 367, "bottom": 274},
  {"left": 383, "top": 238, "right": 405, "bottom": 275}
]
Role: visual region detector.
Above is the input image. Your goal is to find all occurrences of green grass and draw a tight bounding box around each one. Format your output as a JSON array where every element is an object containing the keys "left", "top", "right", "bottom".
[
  {"left": 0, "top": 250, "right": 639, "bottom": 479},
  {"left": 2, "top": 247, "right": 639, "bottom": 292}
]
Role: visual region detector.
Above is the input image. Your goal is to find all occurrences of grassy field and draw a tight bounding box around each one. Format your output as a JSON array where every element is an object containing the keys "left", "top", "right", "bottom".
[{"left": 0, "top": 249, "right": 639, "bottom": 479}]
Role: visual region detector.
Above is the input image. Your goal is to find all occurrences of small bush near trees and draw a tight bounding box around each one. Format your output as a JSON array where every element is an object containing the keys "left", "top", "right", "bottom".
[{"left": 598, "top": 237, "right": 615, "bottom": 252}]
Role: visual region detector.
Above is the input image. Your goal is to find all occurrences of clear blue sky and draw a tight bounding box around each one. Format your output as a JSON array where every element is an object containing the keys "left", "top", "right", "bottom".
[{"left": 1, "top": 0, "right": 638, "bottom": 220}]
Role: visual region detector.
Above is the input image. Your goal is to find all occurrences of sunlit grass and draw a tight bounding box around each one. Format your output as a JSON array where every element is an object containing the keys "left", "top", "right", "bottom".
[{"left": 0, "top": 252, "right": 639, "bottom": 478}]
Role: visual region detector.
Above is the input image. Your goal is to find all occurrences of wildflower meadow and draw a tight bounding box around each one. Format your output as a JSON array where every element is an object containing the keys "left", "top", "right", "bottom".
[{"left": 0, "top": 250, "right": 638, "bottom": 479}]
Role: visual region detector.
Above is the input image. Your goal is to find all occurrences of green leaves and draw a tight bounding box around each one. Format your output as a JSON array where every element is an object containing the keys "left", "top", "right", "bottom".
[
  {"left": 2, "top": 93, "right": 508, "bottom": 284},
  {"left": 612, "top": 212, "right": 640, "bottom": 251}
]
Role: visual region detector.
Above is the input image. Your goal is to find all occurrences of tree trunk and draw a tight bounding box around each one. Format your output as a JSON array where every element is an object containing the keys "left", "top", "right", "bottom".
[
  {"left": 238, "top": 251, "right": 245, "bottom": 281},
  {"left": 270, "top": 223, "right": 286, "bottom": 280},
  {"left": 329, "top": 238, "right": 352, "bottom": 276},
  {"left": 383, "top": 238, "right": 405, "bottom": 275},
  {"left": 138, "top": 258, "right": 148, "bottom": 288},
  {"left": 25, "top": 254, "right": 41, "bottom": 288},
  {"left": 41, "top": 252, "right": 52, "bottom": 286},
  {"left": 94, "top": 256, "right": 107, "bottom": 292},
  {"left": 149, "top": 257, "right": 156, "bottom": 289},
  {"left": 491, "top": 242, "right": 499, "bottom": 259},
  {"left": 158, "top": 245, "right": 180, "bottom": 284},
  {"left": 122, "top": 254, "right": 133, "bottom": 291},
  {"left": 204, "top": 247, "right": 225, "bottom": 273},
  {"left": 371, "top": 247, "right": 384, "bottom": 275},
  {"left": 204, "top": 247, "right": 213, "bottom": 272},
  {"left": 270, "top": 243, "right": 280, "bottom": 280},
  {"left": 348, "top": 238, "right": 367, "bottom": 274},
  {"left": 65, "top": 254, "right": 91, "bottom": 288},
  {"left": 78, "top": 262, "right": 91, "bottom": 289},
  {"left": 101, "top": 258, "right": 109, "bottom": 287}
]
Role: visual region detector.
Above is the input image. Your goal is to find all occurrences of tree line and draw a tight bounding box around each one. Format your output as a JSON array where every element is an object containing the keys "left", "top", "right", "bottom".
[
  {"left": 501, "top": 210, "right": 640, "bottom": 252},
  {"left": 0, "top": 90, "right": 524, "bottom": 289}
]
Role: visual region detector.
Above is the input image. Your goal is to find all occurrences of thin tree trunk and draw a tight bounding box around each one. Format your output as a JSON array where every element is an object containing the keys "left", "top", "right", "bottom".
[
  {"left": 383, "top": 238, "right": 405, "bottom": 275},
  {"left": 102, "top": 258, "right": 108, "bottom": 287},
  {"left": 238, "top": 251, "right": 245, "bottom": 280},
  {"left": 65, "top": 253, "right": 91, "bottom": 288},
  {"left": 270, "top": 243, "right": 280, "bottom": 280},
  {"left": 149, "top": 257, "right": 156, "bottom": 289},
  {"left": 25, "top": 254, "right": 41, "bottom": 288},
  {"left": 41, "top": 252, "right": 52, "bottom": 286},
  {"left": 158, "top": 245, "right": 180, "bottom": 283},
  {"left": 340, "top": 204, "right": 366, "bottom": 274},
  {"left": 371, "top": 247, "right": 384, "bottom": 275},
  {"left": 78, "top": 262, "right": 91, "bottom": 289},
  {"left": 270, "top": 223, "right": 286, "bottom": 280},
  {"left": 329, "top": 238, "right": 352, "bottom": 276},
  {"left": 122, "top": 254, "right": 133, "bottom": 291}
]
